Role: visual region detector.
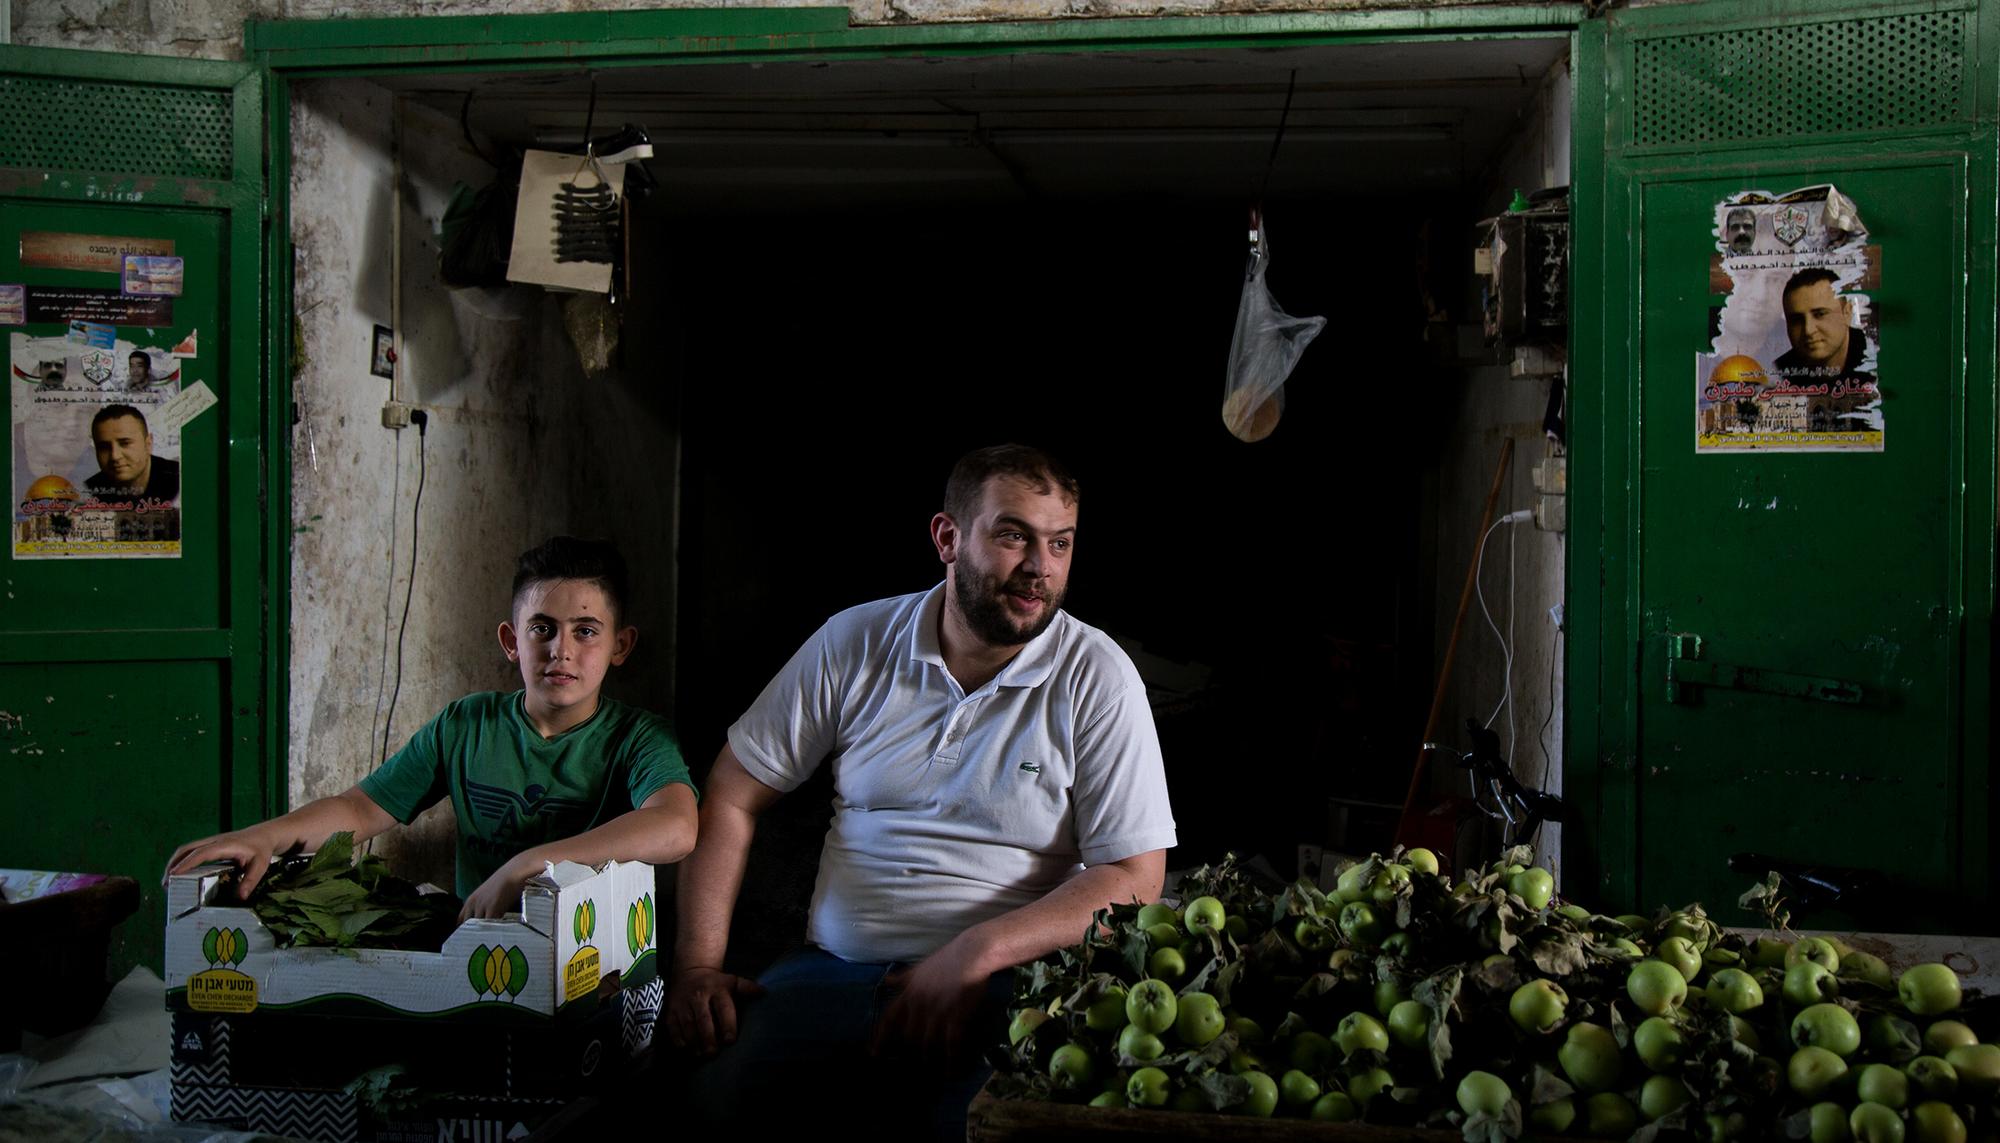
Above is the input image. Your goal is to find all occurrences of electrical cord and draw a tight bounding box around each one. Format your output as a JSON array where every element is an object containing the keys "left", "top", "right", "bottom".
[
  {"left": 1476, "top": 508, "right": 1531, "bottom": 768},
  {"left": 380, "top": 410, "right": 429, "bottom": 764}
]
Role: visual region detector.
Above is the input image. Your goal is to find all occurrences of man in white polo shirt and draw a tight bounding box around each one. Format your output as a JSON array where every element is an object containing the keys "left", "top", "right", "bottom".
[{"left": 667, "top": 443, "right": 1176, "bottom": 1133}]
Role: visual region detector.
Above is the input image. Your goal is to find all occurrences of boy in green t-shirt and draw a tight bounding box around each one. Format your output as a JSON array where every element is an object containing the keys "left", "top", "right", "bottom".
[{"left": 166, "top": 536, "right": 697, "bottom": 920}]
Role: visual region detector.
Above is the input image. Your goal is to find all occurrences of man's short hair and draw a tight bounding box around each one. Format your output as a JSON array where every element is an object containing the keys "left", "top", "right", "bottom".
[
  {"left": 1727, "top": 207, "right": 1754, "bottom": 223},
  {"left": 512, "top": 536, "right": 630, "bottom": 624},
  {"left": 91, "top": 404, "right": 149, "bottom": 435},
  {"left": 129, "top": 351, "right": 149, "bottom": 366},
  {"left": 1782, "top": 267, "right": 1842, "bottom": 301},
  {"left": 943, "top": 443, "right": 1080, "bottom": 524}
]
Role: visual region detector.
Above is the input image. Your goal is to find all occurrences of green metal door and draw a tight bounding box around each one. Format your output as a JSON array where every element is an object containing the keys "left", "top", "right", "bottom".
[
  {"left": 0, "top": 49, "right": 271, "bottom": 975},
  {"left": 1569, "top": 0, "right": 1998, "bottom": 931}
]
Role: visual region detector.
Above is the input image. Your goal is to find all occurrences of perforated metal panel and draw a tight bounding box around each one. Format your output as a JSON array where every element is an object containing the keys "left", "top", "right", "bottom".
[
  {"left": 0, "top": 76, "right": 232, "bottom": 180},
  {"left": 1631, "top": 11, "right": 1967, "bottom": 147}
]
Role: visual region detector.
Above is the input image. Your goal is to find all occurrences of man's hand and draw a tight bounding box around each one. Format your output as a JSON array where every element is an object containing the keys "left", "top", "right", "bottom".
[
  {"left": 667, "top": 966, "right": 766, "bottom": 1055},
  {"left": 163, "top": 828, "right": 282, "bottom": 898},
  {"left": 872, "top": 934, "right": 993, "bottom": 1066}
]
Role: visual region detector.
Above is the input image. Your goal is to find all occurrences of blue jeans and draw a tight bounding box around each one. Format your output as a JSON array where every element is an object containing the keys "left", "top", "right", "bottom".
[{"left": 690, "top": 947, "right": 1013, "bottom": 1139}]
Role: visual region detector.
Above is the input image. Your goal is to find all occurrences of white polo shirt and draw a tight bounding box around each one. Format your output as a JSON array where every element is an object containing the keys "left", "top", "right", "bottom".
[{"left": 728, "top": 583, "right": 1177, "bottom": 965}]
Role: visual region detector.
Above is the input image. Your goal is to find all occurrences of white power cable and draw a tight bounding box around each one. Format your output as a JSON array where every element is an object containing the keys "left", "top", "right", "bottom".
[{"left": 1477, "top": 508, "right": 1531, "bottom": 765}]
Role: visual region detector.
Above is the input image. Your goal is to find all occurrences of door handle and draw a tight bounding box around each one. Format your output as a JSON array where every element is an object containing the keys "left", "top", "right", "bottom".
[{"left": 1664, "top": 633, "right": 1863, "bottom": 705}]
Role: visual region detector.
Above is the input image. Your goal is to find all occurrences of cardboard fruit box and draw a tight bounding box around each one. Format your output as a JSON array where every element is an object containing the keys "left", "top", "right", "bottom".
[{"left": 163, "top": 858, "right": 662, "bottom": 1141}]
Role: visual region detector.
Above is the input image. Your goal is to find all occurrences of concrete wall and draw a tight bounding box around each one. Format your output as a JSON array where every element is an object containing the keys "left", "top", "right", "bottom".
[
  {"left": 15, "top": 0, "right": 1563, "bottom": 61},
  {"left": 1432, "top": 55, "right": 1569, "bottom": 882},
  {"left": 284, "top": 79, "right": 679, "bottom": 883}
]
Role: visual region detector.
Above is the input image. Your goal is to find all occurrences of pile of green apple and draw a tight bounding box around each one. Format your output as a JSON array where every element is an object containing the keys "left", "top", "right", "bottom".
[{"left": 990, "top": 846, "right": 1991, "bottom": 1143}]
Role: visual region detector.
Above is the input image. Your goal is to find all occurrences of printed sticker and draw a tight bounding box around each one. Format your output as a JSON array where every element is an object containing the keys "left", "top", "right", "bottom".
[
  {"left": 122, "top": 254, "right": 184, "bottom": 297},
  {"left": 19, "top": 232, "right": 174, "bottom": 274}
]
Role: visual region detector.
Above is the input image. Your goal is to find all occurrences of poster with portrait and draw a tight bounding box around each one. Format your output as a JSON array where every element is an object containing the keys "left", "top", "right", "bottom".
[
  {"left": 11, "top": 332, "right": 183, "bottom": 558},
  {"left": 1696, "top": 185, "right": 1883, "bottom": 453}
]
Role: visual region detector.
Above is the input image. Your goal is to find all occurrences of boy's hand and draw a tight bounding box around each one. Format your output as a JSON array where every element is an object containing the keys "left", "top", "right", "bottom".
[
  {"left": 460, "top": 854, "right": 538, "bottom": 922},
  {"left": 164, "top": 830, "right": 280, "bottom": 898},
  {"left": 667, "top": 966, "right": 765, "bottom": 1055}
]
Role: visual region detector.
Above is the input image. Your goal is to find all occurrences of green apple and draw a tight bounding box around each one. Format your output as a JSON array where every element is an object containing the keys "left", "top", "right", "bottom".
[
  {"left": 1607, "top": 937, "right": 1645, "bottom": 959},
  {"left": 1295, "top": 917, "right": 1337, "bottom": 953},
  {"left": 1457, "top": 1070, "right": 1513, "bottom": 1116},
  {"left": 1558, "top": 1023, "right": 1623, "bottom": 1093},
  {"left": 1707, "top": 968, "right": 1764, "bottom": 1014},
  {"left": 1084, "top": 985, "right": 1129, "bottom": 1032},
  {"left": 1387, "top": 999, "right": 1430, "bottom": 1050},
  {"left": 1171, "top": 1086, "right": 1208, "bottom": 1112},
  {"left": 1634, "top": 1016, "right": 1685, "bottom": 1072},
  {"left": 1145, "top": 922, "right": 1182, "bottom": 951},
  {"left": 1227, "top": 1014, "right": 1265, "bottom": 1044},
  {"left": 1793, "top": 1003, "right": 1862, "bottom": 1057},
  {"left": 1334, "top": 860, "right": 1374, "bottom": 904},
  {"left": 1944, "top": 1043, "right": 2000, "bottom": 1098},
  {"left": 1290, "top": 1029, "right": 1337, "bottom": 1072},
  {"left": 1335, "top": 1011, "right": 1390, "bottom": 1056},
  {"left": 1868, "top": 1013, "right": 1922, "bottom": 1061},
  {"left": 1406, "top": 847, "right": 1440, "bottom": 875},
  {"left": 1809, "top": 1102, "right": 1852, "bottom": 1143},
  {"left": 1223, "top": 914, "right": 1248, "bottom": 941},
  {"left": 1370, "top": 863, "right": 1413, "bottom": 905},
  {"left": 1910, "top": 1102, "right": 1967, "bottom": 1143},
  {"left": 1655, "top": 936, "right": 1703, "bottom": 983},
  {"left": 1348, "top": 1066, "right": 1395, "bottom": 1105},
  {"left": 1557, "top": 904, "right": 1592, "bottom": 924},
  {"left": 1614, "top": 913, "right": 1652, "bottom": 932},
  {"left": 1789, "top": 937, "right": 1841, "bottom": 972},
  {"left": 1924, "top": 1021, "right": 1977, "bottom": 1055},
  {"left": 1856, "top": 1063, "right": 1909, "bottom": 1110},
  {"left": 1905, "top": 1056, "right": 1958, "bottom": 1100},
  {"left": 1279, "top": 1068, "right": 1321, "bottom": 1108},
  {"left": 1311, "top": 1091, "right": 1359, "bottom": 1121},
  {"left": 1840, "top": 951, "right": 1894, "bottom": 989},
  {"left": 1750, "top": 937, "right": 1793, "bottom": 969},
  {"left": 1627, "top": 959, "right": 1688, "bottom": 1015},
  {"left": 1125, "top": 978, "right": 1178, "bottom": 1034},
  {"left": 1785, "top": 961, "right": 1840, "bottom": 1007},
  {"left": 1136, "top": 902, "right": 1180, "bottom": 932},
  {"left": 1509, "top": 867, "right": 1556, "bottom": 910},
  {"left": 1584, "top": 1093, "right": 1639, "bottom": 1137},
  {"left": 1663, "top": 911, "right": 1718, "bottom": 950},
  {"left": 1530, "top": 1097, "right": 1577, "bottom": 1134},
  {"left": 1182, "top": 895, "right": 1227, "bottom": 938},
  {"left": 1509, "top": 979, "right": 1569, "bottom": 1034},
  {"left": 1239, "top": 1070, "right": 1279, "bottom": 1117},
  {"left": 1008, "top": 1007, "right": 1050, "bottom": 1044},
  {"left": 1127, "top": 1064, "right": 1171, "bottom": 1107},
  {"left": 1148, "top": 946, "right": 1187, "bottom": 982},
  {"left": 1788, "top": 1045, "right": 1850, "bottom": 1100},
  {"left": 1229, "top": 1046, "right": 1264, "bottom": 1074},
  {"left": 1048, "top": 1042, "right": 1097, "bottom": 1088},
  {"left": 1381, "top": 931, "right": 1415, "bottom": 959},
  {"left": 1338, "top": 901, "right": 1388, "bottom": 947},
  {"left": 1374, "top": 978, "right": 1406, "bottom": 1017},
  {"left": 1088, "top": 1090, "right": 1124, "bottom": 1109},
  {"left": 1730, "top": 1015, "right": 1763, "bottom": 1051},
  {"left": 1849, "top": 1101, "right": 1905, "bottom": 1143},
  {"left": 1118, "top": 1023, "right": 1167, "bottom": 1062},
  {"left": 1639, "top": 1075, "right": 1692, "bottom": 1120},
  {"left": 1899, "top": 964, "right": 1962, "bottom": 1016},
  {"left": 1175, "top": 991, "right": 1224, "bottom": 1047}
]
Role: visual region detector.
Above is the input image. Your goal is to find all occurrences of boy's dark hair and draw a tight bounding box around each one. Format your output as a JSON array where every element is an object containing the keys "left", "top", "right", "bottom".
[
  {"left": 512, "top": 536, "right": 631, "bottom": 623},
  {"left": 942, "top": 444, "right": 1080, "bottom": 524}
]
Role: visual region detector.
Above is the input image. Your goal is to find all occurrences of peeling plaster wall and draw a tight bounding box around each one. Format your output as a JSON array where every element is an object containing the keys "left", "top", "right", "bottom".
[
  {"left": 285, "top": 79, "right": 679, "bottom": 884},
  {"left": 1434, "top": 55, "right": 1569, "bottom": 880},
  {"left": 19, "top": 0, "right": 1569, "bottom": 61}
]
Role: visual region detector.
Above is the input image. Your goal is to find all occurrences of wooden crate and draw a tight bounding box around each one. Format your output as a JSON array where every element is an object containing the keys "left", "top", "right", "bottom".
[{"left": 967, "top": 1081, "right": 1462, "bottom": 1143}]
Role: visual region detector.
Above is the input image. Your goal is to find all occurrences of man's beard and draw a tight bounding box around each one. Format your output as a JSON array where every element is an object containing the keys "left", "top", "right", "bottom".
[{"left": 953, "top": 559, "right": 1064, "bottom": 647}]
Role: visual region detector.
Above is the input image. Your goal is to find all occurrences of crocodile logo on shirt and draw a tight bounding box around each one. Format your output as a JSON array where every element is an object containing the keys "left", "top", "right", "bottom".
[
  {"left": 464, "top": 780, "right": 588, "bottom": 832},
  {"left": 1019, "top": 762, "right": 1042, "bottom": 774}
]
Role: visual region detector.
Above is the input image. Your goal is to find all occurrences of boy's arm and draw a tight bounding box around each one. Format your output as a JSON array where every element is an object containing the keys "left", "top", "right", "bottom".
[
  {"left": 163, "top": 786, "right": 398, "bottom": 899},
  {"left": 459, "top": 782, "right": 698, "bottom": 921}
]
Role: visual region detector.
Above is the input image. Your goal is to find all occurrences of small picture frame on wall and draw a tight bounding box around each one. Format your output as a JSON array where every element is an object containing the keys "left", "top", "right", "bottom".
[{"left": 371, "top": 325, "right": 395, "bottom": 379}]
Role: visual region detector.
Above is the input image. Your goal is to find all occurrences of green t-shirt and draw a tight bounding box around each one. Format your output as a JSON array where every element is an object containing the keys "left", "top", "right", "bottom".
[{"left": 358, "top": 691, "right": 694, "bottom": 897}]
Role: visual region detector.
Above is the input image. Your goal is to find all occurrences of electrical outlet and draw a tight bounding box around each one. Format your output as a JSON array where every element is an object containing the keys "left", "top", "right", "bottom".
[
  {"left": 381, "top": 401, "right": 411, "bottom": 430},
  {"left": 1532, "top": 456, "right": 1567, "bottom": 494}
]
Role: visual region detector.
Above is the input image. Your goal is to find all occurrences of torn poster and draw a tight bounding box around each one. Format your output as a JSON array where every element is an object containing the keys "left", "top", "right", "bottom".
[
  {"left": 1696, "top": 185, "right": 1883, "bottom": 453},
  {"left": 12, "top": 332, "right": 183, "bottom": 559}
]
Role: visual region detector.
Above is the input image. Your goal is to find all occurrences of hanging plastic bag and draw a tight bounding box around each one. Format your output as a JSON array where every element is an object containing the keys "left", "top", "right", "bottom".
[{"left": 1222, "top": 212, "right": 1325, "bottom": 442}]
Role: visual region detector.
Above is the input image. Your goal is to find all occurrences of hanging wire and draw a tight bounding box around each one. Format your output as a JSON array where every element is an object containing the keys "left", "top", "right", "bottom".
[{"left": 1256, "top": 69, "right": 1300, "bottom": 210}]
